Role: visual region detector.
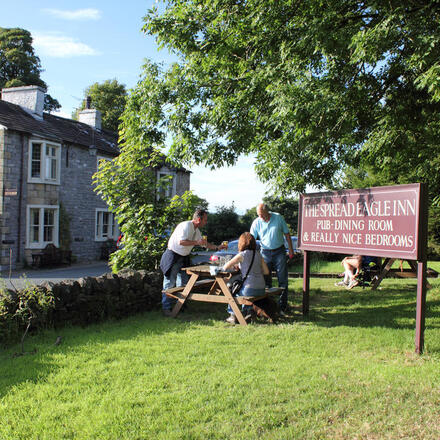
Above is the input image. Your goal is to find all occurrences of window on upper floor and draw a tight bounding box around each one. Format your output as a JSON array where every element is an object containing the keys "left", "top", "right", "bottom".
[
  {"left": 28, "top": 140, "right": 61, "bottom": 184},
  {"left": 26, "top": 205, "right": 59, "bottom": 249},
  {"left": 95, "top": 208, "right": 119, "bottom": 241},
  {"left": 157, "top": 170, "right": 176, "bottom": 199}
]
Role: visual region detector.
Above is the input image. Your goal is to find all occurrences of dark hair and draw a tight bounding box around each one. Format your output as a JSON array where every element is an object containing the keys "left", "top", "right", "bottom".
[
  {"left": 193, "top": 208, "right": 208, "bottom": 220},
  {"left": 238, "top": 232, "right": 257, "bottom": 251}
]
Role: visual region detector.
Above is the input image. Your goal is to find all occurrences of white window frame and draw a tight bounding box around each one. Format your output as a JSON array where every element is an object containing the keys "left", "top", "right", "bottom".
[
  {"left": 28, "top": 139, "right": 61, "bottom": 185},
  {"left": 156, "top": 169, "right": 177, "bottom": 199},
  {"left": 26, "top": 205, "right": 59, "bottom": 249},
  {"left": 95, "top": 208, "right": 119, "bottom": 241}
]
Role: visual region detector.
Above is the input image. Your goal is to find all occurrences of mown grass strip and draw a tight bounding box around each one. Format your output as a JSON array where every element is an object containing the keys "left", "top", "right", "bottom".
[{"left": 1, "top": 277, "right": 439, "bottom": 439}]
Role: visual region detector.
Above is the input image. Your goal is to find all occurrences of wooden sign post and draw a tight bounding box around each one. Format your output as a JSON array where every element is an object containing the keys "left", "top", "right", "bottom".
[{"left": 298, "top": 183, "right": 428, "bottom": 353}]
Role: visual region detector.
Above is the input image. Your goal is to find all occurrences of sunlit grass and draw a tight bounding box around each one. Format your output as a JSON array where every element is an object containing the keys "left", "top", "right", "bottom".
[
  {"left": 1, "top": 277, "right": 440, "bottom": 439},
  {"left": 290, "top": 257, "right": 440, "bottom": 274}
]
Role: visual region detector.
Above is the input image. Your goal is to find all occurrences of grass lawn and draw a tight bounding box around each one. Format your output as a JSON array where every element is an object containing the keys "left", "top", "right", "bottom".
[
  {"left": 1, "top": 275, "right": 440, "bottom": 439},
  {"left": 289, "top": 257, "right": 440, "bottom": 274}
]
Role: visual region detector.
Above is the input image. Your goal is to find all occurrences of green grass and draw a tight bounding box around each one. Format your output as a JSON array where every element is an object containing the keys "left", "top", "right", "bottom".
[
  {"left": 1, "top": 277, "right": 440, "bottom": 439},
  {"left": 289, "top": 258, "right": 342, "bottom": 273},
  {"left": 289, "top": 258, "right": 440, "bottom": 274}
]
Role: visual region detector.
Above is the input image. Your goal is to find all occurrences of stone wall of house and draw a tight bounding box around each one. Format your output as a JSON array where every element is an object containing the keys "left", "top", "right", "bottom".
[
  {"left": 0, "top": 128, "right": 6, "bottom": 267},
  {"left": 0, "top": 129, "right": 113, "bottom": 268},
  {"left": 0, "top": 130, "right": 25, "bottom": 269},
  {"left": 58, "top": 145, "right": 110, "bottom": 262},
  {"left": 0, "top": 128, "right": 4, "bottom": 216},
  {"left": 176, "top": 170, "right": 191, "bottom": 196}
]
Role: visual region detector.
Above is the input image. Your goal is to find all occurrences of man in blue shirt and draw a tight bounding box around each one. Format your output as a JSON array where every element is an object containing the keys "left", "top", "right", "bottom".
[{"left": 250, "top": 203, "right": 294, "bottom": 314}]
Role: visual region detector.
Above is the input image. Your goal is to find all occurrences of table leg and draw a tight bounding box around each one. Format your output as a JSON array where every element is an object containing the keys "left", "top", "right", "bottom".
[
  {"left": 407, "top": 259, "right": 431, "bottom": 289},
  {"left": 208, "top": 280, "right": 219, "bottom": 295},
  {"left": 216, "top": 277, "right": 247, "bottom": 325},
  {"left": 171, "top": 273, "right": 198, "bottom": 318},
  {"left": 371, "top": 258, "right": 395, "bottom": 290}
]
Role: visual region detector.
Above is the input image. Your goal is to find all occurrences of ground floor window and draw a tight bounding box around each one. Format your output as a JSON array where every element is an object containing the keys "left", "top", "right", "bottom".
[
  {"left": 27, "top": 205, "right": 59, "bottom": 248},
  {"left": 95, "top": 209, "right": 119, "bottom": 241}
]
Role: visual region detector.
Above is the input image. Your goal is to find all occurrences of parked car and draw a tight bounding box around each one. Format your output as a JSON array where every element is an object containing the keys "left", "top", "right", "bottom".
[
  {"left": 191, "top": 236, "right": 299, "bottom": 265},
  {"left": 190, "top": 239, "right": 242, "bottom": 265}
]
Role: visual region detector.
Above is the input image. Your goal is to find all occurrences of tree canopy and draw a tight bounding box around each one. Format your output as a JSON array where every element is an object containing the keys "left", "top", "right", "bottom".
[
  {"left": 75, "top": 79, "right": 127, "bottom": 132},
  {"left": 135, "top": 1, "right": 440, "bottom": 198},
  {"left": 0, "top": 27, "right": 60, "bottom": 112}
]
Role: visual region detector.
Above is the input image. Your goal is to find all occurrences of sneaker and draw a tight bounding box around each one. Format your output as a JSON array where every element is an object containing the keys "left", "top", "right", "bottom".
[
  {"left": 346, "top": 279, "right": 359, "bottom": 290},
  {"left": 243, "top": 312, "right": 255, "bottom": 323},
  {"left": 162, "top": 309, "right": 173, "bottom": 317},
  {"left": 279, "top": 310, "right": 287, "bottom": 317},
  {"left": 225, "top": 314, "right": 237, "bottom": 324},
  {"left": 334, "top": 281, "right": 348, "bottom": 287}
]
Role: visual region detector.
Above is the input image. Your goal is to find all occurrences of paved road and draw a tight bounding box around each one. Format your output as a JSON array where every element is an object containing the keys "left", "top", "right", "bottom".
[{"left": 0, "top": 261, "right": 112, "bottom": 290}]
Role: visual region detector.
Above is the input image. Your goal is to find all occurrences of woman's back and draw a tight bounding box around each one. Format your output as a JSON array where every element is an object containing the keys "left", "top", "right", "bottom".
[{"left": 239, "top": 249, "right": 265, "bottom": 290}]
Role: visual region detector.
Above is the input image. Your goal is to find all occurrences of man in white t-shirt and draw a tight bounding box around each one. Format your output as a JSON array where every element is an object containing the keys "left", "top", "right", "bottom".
[{"left": 160, "top": 208, "right": 223, "bottom": 315}]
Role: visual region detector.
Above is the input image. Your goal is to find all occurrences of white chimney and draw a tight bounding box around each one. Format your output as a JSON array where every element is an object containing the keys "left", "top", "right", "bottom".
[
  {"left": 78, "top": 96, "right": 101, "bottom": 130},
  {"left": 1, "top": 85, "right": 46, "bottom": 118}
]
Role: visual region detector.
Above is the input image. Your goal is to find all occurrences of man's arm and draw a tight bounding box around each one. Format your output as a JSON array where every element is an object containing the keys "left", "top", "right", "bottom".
[
  {"left": 179, "top": 239, "right": 224, "bottom": 250},
  {"left": 284, "top": 232, "right": 294, "bottom": 259},
  {"left": 277, "top": 214, "right": 294, "bottom": 258},
  {"left": 250, "top": 219, "right": 259, "bottom": 239},
  {"left": 179, "top": 238, "right": 204, "bottom": 247}
]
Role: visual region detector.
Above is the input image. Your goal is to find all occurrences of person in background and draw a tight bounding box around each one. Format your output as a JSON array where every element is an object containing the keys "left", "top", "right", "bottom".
[
  {"left": 335, "top": 255, "right": 362, "bottom": 289},
  {"left": 250, "top": 203, "right": 294, "bottom": 315},
  {"left": 160, "top": 208, "right": 226, "bottom": 316},
  {"left": 222, "top": 232, "right": 269, "bottom": 324},
  {"left": 335, "top": 255, "right": 380, "bottom": 289}
]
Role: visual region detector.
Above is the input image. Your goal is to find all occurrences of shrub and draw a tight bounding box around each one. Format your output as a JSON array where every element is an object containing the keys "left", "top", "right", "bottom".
[{"left": 0, "top": 283, "right": 54, "bottom": 344}]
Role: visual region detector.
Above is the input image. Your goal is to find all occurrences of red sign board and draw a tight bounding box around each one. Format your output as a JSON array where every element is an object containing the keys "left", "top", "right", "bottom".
[{"left": 298, "top": 183, "right": 425, "bottom": 260}]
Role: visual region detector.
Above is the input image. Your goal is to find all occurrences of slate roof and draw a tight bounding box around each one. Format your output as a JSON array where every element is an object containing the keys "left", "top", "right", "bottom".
[{"left": 0, "top": 100, "right": 119, "bottom": 156}]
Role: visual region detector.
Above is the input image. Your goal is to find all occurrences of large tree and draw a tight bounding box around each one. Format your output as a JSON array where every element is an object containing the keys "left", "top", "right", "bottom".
[
  {"left": 202, "top": 203, "right": 245, "bottom": 243},
  {"left": 75, "top": 79, "right": 127, "bottom": 132},
  {"left": 0, "top": 27, "right": 60, "bottom": 112},
  {"left": 134, "top": 1, "right": 440, "bottom": 199},
  {"left": 94, "top": 67, "right": 204, "bottom": 271}
]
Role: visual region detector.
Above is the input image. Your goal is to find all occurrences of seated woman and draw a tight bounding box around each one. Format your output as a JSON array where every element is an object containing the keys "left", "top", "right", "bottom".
[
  {"left": 335, "top": 255, "right": 362, "bottom": 289},
  {"left": 222, "top": 232, "right": 269, "bottom": 324}
]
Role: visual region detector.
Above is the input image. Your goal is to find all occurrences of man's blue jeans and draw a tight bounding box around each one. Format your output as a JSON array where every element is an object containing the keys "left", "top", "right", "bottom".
[
  {"left": 162, "top": 259, "right": 189, "bottom": 311},
  {"left": 261, "top": 247, "right": 288, "bottom": 311}
]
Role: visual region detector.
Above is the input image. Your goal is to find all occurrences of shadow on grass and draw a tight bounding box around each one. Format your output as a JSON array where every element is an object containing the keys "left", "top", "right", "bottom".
[
  {"left": 286, "top": 281, "right": 440, "bottom": 331},
  {"left": 0, "top": 307, "right": 220, "bottom": 399},
  {"left": 0, "top": 297, "right": 287, "bottom": 399},
  {"left": 2, "top": 281, "right": 439, "bottom": 397}
]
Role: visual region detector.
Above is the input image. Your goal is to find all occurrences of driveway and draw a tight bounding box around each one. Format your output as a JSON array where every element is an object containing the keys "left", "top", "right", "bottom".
[{"left": 0, "top": 261, "right": 112, "bottom": 291}]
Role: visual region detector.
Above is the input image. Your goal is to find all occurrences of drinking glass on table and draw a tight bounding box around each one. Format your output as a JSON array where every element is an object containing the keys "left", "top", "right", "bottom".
[
  {"left": 202, "top": 235, "right": 207, "bottom": 247},
  {"left": 222, "top": 240, "right": 228, "bottom": 249}
]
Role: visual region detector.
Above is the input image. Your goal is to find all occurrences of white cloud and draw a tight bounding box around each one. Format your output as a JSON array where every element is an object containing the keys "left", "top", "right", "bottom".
[
  {"left": 42, "top": 8, "right": 101, "bottom": 20},
  {"left": 33, "top": 32, "right": 99, "bottom": 58}
]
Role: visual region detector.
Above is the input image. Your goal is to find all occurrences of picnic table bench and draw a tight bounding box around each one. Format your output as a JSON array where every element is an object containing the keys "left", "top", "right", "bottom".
[{"left": 165, "top": 265, "right": 283, "bottom": 324}]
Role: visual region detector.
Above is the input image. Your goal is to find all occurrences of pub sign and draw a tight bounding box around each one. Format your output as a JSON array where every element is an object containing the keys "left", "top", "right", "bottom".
[{"left": 298, "top": 183, "right": 425, "bottom": 260}]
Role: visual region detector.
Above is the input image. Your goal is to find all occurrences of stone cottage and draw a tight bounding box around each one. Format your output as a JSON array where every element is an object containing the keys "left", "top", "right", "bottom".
[{"left": 0, "top": 85, "right": 190, "bottom": 269}]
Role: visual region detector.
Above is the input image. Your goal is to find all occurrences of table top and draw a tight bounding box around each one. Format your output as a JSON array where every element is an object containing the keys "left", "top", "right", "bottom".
[{"left": 182, "top": 265, "right": 237, "bottom": 276}]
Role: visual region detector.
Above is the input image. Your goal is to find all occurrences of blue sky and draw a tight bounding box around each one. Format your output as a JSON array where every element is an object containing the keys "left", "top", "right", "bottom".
[{"left": 2, "top": 0, "right": 268, "bottom": 214}]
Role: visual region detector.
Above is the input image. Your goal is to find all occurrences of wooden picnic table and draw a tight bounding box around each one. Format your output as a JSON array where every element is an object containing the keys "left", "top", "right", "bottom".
[{"left": 165, "top": 265, "right": 282, "bottom": 325}]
